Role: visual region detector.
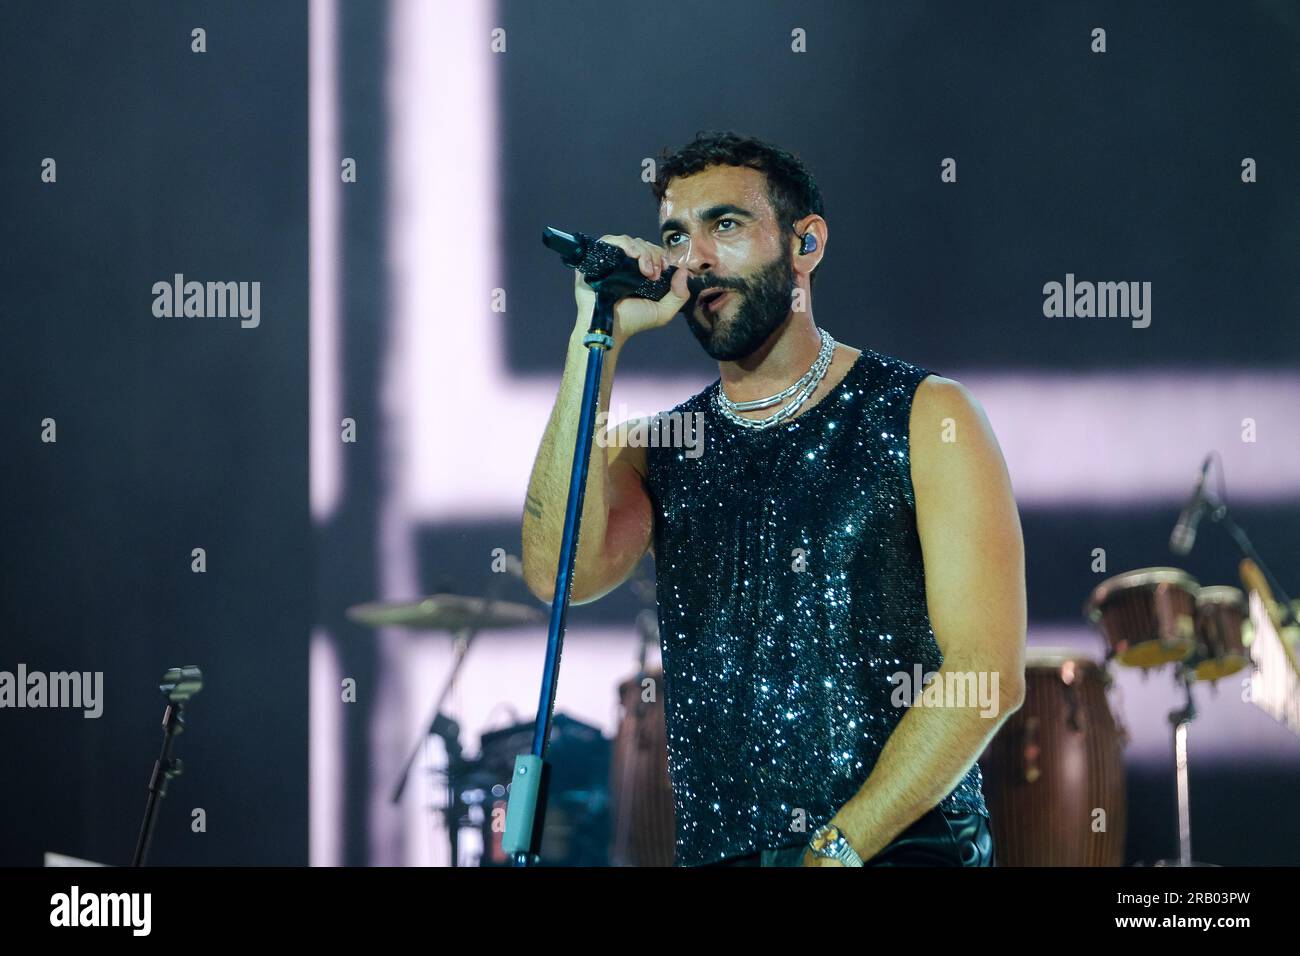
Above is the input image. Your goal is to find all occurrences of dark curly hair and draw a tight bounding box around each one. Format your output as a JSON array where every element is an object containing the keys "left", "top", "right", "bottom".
[{"left": 649, "top": 130, "right": 825, "bottom": 287}]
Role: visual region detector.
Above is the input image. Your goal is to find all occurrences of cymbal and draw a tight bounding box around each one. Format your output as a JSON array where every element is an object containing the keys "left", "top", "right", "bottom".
[{"left": 346, "top": 594, "right": 544, "bottom": 631}]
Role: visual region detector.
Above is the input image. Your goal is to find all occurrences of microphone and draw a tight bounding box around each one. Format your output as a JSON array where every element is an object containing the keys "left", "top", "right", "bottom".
[
  {"left": 1169, "top": 454, "right": 1214, "bottom": 557},
  {"left": 543, "top": 227, "right": 679, "bottom": 301}
]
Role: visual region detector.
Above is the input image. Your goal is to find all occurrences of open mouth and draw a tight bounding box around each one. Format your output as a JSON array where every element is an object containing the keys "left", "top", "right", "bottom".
[{"left": 698, "top": 288, "right": 732, "bottom": 313}]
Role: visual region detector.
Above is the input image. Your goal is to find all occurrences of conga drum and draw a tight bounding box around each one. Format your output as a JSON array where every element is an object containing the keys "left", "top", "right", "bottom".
[
  {"left": 981, "top": 649, "right": 1127, "bottom": 866},
  {"left": 609, "top": 668, "right": 676, "bottom": 866},
  {"left": 1189, "top": 586, "right": 1250, "bottom": 682},
  {"left": 1086, "top": 567, "right": 1200, "bottom": 670}
]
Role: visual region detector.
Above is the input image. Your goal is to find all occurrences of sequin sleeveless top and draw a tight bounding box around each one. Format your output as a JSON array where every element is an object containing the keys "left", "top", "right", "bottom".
[{"left": 644, "top": 346, "right": 988, "bottom": 867}]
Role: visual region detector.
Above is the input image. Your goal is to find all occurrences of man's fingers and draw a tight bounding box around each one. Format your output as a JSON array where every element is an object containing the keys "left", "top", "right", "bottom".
[
  {"left": 597, "top": 234, "right": 673, "bottom": 280},
  {"left": 633, "top": 240, "right": 658, "bottom": 276},
  {"left": 669, "top": 263, "right": 689, "bottom": 299}
]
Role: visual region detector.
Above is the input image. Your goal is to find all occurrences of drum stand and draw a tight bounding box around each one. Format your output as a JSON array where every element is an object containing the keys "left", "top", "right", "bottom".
[
  {"left": 390, "top": 626, "right": 479, "bottom": 867},
  {"left": 1163, "top": 671, "right": 1198, "bottom": 866},
  {"left": 1153, "top": 670, "right": 1219, "bottom": 866}
]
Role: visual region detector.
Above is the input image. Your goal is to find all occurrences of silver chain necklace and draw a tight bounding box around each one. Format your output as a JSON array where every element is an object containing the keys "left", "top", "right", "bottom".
[
  {"left": 714, "top": 329, "right": 837, "bottom": 430},
  {"left": 719, "top": 329, "right": 835, "bottom": 412}
]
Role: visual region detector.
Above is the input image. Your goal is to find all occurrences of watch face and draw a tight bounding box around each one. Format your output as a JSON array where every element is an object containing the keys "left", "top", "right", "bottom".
[{"left": 811, "top": 825, "right": 841, "bottom": 853}]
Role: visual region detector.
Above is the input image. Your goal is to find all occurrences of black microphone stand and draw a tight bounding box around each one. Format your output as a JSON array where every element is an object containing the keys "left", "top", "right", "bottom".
[
  {"left": 132, "top": 666, "right": 203, "bottom": 867},
  {"left": 503, "top": 251, "right": 634, "bottom": 867},
  {"left": 1208, "top": 501, "right": 1297, "bottom": 626}
]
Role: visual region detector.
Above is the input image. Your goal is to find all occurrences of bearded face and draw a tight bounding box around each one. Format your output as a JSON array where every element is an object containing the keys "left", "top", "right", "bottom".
[{"left": 682, "top": 244, "right": 798, "bottom": 362}]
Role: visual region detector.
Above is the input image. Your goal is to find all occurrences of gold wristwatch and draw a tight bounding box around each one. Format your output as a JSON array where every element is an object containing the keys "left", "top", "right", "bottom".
[{"left": 809, "top": 822, "right": 864, "bottom": 866}]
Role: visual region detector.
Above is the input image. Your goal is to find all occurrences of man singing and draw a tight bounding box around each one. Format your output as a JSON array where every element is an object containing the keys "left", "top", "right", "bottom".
[{"left": 521, "top": 131, "right": 1026, "bottom": 867}]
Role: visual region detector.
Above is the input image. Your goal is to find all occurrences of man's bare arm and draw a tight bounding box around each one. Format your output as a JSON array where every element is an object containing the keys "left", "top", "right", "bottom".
[
  {"left": 813, "top": 375, "right": 1027, "bottom": 863},
  {"left": 521, "top": 239, "right": 686, "bottom": 604},
  {"left": 520, "top": 327, "right": 654, "bottom": 605}
]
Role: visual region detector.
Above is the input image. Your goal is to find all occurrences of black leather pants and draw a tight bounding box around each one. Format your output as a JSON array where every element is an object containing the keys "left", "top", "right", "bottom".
[{"left": 704, "top": 807, "right": 995, "bottom": 867}]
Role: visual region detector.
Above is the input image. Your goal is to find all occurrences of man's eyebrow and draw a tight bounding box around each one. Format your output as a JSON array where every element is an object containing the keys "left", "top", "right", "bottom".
[{"left": 659, "top": 203, "right": 756, "bottom": 236}]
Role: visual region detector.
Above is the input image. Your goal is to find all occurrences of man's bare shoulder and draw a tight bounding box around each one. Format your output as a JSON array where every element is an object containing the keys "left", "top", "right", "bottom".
[
  {"left": 909, "top": 374, "right": 1012, "bottom": 495},
  {"left": 911, "top": 374, "right": 982, "bottom": 424}
]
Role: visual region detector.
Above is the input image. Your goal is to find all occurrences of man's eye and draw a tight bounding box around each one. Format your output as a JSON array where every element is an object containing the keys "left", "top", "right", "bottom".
[{"left": 664, "top": 221, "right": 737, "bottom": 245}]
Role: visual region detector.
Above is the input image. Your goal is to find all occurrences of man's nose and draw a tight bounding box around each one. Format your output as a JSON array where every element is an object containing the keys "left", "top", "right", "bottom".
[{"left": 669, "top": 234, "right": 717, "bottom": 274}]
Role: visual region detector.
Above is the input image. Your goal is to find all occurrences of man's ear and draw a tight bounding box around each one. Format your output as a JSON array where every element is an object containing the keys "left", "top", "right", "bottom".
[{"left": 792, "top": 215, "right": 826, "bottom": 280}]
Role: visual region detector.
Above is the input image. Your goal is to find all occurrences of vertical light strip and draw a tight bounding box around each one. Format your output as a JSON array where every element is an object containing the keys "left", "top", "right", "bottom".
[
  {"left": 309, "top": 628, "right": 344, "bottom": 866},
  {"left": 381, "top": 0, "right": 502, "bottom": 865},
  {"left": 395, "top": 0, "right": 521, "bottom": 522},
  {"left": 308, "top": 0, "right": 344, "bottom": 868},
  {"left": 310, "top": 0, "right": 342, "bottom": 523}
]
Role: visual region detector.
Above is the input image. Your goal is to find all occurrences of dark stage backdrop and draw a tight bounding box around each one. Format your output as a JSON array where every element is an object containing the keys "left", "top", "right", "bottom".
[
  {"left": 0, "top": 2, "right": 309, "bottom": 865},
  {"left": 3, "top": 0, "right": 1298, "bottom": 868}
]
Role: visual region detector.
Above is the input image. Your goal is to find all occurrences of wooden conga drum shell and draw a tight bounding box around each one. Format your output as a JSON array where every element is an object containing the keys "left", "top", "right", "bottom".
[
  {"left": 1086, "top": 567, "right": 1199, "bottom": 669},
  {"left": 982, "top": 651, "right": 1127, "bottom": 866},
  {"left": 609, "top": 668, "right": 676, "bottom": 866},
  {"left": 1191, "top": 586, "right": 1250, "bottom": 682}
]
